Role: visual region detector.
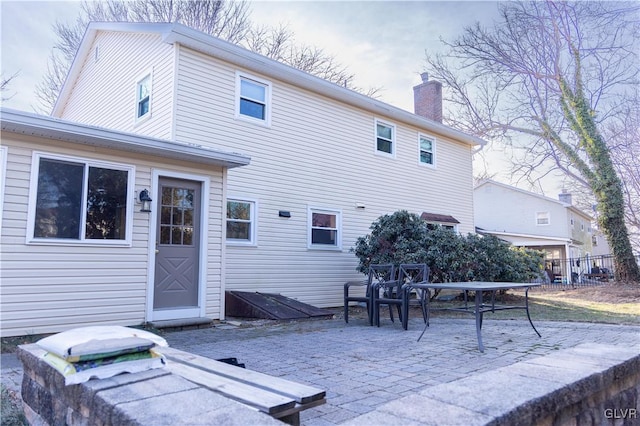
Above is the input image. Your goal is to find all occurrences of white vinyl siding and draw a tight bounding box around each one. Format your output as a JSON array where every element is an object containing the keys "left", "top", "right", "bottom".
[
  {"left": 0, "top": 146, "right": 7, "bottom": 227},
  {"left": 56, "top": 32, "right": 174, "bottom": 140},
  {"left": 172, "top": 45, "right": 475, "bottom": 308},
  {"left": 0, "top": 134, "right": 225, "bottom": 337}
]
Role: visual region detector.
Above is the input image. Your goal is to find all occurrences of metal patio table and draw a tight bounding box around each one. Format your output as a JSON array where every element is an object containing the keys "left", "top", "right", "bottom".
[{"left": 415, "top": 282, "right": 542, "bottom": 352}]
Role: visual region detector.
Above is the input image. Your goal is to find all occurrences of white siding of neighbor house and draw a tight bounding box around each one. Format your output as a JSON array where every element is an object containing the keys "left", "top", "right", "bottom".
[
  {"left": 172, "top": 46, "right": 475, "bottom": 307},
  {"left": 474, "top": 181, "right": 570, "bottom": 238},
  {"left": 55, "top": 31, "right": 175, "bottom": 140},
  {"left": 0, "top": 133, "right": 225, "bottom": 337}
]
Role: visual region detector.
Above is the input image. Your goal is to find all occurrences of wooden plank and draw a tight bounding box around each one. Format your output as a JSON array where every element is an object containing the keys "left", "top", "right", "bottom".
[
  {"left": 259, "top": 293, "right": 334, "bottom": 318},
  {"left": 163, "top": 347, "right": 326, "bottom": 404},
  {"left": 167, "top": 362, "right": 295, "bottom": 414}
]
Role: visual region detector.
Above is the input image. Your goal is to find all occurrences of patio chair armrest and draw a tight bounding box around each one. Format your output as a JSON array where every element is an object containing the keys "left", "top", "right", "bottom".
[{"left": 344, "top": 280, "right": 367, "bottom": 290}]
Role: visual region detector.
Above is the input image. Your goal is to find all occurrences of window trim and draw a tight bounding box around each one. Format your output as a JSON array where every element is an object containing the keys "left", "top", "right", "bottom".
[
  {"left": 235, "top": 72, "right": 272, "bottom": 127},
  {"left": 26, "top": 152, "right": 135, "bottom": 246},
  {"left": 226, "top": 197, "right": 258, "bottom": 246},
  {"left": 417, "top": 133, "right": 436, "bottom": 168},
  {"left": 536, "top": 211, "right": 550, "bottom": 226},
  {"left": 307, "top": 206, "right": 342, "bottom": 250},
  {"left": 374, "top": 119, "right": 396, "bottom": 158},
  {"left": 134, "top": 70, "right": 153, "bottom": 123}
]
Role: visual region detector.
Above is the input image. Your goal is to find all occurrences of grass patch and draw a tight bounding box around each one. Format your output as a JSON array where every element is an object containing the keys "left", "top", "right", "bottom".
[
  {"left": 428, "top": 288, "right": 640, "bottom": 325},
  {"left": 1, "top": 384, "right": 27, "bottom": 426}
]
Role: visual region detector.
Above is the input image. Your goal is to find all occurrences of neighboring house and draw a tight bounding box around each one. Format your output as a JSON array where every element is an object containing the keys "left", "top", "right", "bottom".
[
  {"left": 474, "top": 179, "right": 595, "bottom": 283},
  {"left": 0, "top": 22, "right": 484, "bottom": 335},
  {"left": 0, "top": 109, "right": 249, "bottom": 337}
]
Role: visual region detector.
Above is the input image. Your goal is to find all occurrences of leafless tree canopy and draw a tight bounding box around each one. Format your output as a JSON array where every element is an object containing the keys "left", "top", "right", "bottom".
[
  {"left": 36, "top": 0, "right": 371, "bottom": 113},
  {"left": 1, "top": 72, "right": 19, "bottom": 101},
  {"left": 425, "top": 1, "right": 639, "bottom": 278}
]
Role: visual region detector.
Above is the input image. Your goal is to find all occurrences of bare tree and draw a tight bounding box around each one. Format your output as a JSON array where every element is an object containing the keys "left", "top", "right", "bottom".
[
  {"left": 1, "top": 72, "right": 19, "bottom": 102},
  {"left": 426, "top": 1, "right": 640, "bottom": 281},
  {"left": 36, "top": 0, "right": 367, "bottom": 112}
]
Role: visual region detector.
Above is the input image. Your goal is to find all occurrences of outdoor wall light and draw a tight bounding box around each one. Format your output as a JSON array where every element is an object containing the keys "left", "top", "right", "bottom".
[
  {"left": 139, "top": 189, "right": 152, "bottom": 213},
  {"left": 279, "top": 210, "right": 291, "bottom": 218}
]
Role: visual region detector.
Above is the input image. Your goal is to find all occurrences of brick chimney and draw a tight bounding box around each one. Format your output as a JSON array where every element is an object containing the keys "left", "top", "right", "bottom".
[
  {"left": 413, "top": 72, "right": 443, "bottom": 122},
  {"left": 559, "top": 192, "right": 572, "bottom": 205}
]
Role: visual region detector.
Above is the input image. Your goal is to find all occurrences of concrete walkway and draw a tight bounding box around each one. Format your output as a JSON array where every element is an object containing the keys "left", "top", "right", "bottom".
[{"left": 2, "top": 315, "right": 640, "bottom": 425}]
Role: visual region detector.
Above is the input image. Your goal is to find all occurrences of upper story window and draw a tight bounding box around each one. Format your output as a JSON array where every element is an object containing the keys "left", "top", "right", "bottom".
[
  {"left": 136, "top": 73, "right": 152, "bottom": 120},
  {"left": 536, "top": 211, "right": 550, "bottom": 226},
  {"left": 236, "top": 73, "right": 271, "bottom": 125},
  {"left": 226, "top": 199, "right": 257, "bottom": 245},
  {"left": 418, "top": 134, "right": 436, "bottom": 166},
  {"left": 375, "top": 120, "right": 395, "bottom": 156},
  {"left": 308, "top": 207, "right": 341, "bottom": 249},
  {"left": 27, "top": 153, "right": 134, "bottom": 245}
]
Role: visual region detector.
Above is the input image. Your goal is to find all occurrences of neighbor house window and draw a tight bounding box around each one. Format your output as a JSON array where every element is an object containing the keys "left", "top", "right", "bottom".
[
  {"left": 308, "top": 208, "right": 341, "bottom": 249},
  {"left": 28, "top": 153, "right": 133, "bottom": 244},
  {"left": 418, "top": 134, "right": 435, "bottom": 166},
  {"left": 375, "top": 120, "right": 395, "bottom": 156},
  {"left": 236, "top": 73, "right": 271, "bottom": 125},
  {"left": 226, "top": 199, "right": 256, "bottom": 245},
  {"left": 136, "top": 73, "right": 152, "bottom": 120},
  {"left": 536, "top": 211, "right": 550, "bottom": 226}
]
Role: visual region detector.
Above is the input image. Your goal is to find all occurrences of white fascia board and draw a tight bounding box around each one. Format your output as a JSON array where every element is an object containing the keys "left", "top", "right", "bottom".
[
  {"left": 55, "top": 21, "right": 485, "bottom": 148},
  {"left": 1, "top": 108, "right": 250, "bottom": 168},
  {"left": 478, "top": 228, "right": 571, "bottom": 244}
]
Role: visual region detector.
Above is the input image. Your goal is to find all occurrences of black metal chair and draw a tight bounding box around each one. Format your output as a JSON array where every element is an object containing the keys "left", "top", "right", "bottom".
[
  {"left": 371, "top": 265, "right": 403, "bottom": 327},
  {"left": 344, "top": 264, "right": 396, "bottom": 325},
  {"left": 398, "top": 263, "right": 431, "bottom": 330}
]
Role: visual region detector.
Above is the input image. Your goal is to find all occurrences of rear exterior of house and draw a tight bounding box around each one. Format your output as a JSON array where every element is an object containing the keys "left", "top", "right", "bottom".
[
  {"left": 0, "top": 109, "right": 249, "bottom": 337},
  {"left": 49, "top": 22, "right": 483, "bottom": 315},
  {"left": 474, "top": 180, "right": 594, "bottom": 283}
]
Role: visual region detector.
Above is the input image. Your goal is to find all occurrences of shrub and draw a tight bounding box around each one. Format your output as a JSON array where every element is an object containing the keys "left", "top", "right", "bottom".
[{"left": 352, "top": 210, "right": 544, "bottom": 282}]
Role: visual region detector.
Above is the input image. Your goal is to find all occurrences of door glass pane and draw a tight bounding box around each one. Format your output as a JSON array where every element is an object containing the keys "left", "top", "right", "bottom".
[
  {"left": 34, "top": 159, "right": 84, "bottom": 239},
  {"left": 160, "top": 185, "right": 195, "bottom": 246},
  {"left": 85, "top": 167, "right": 128, "bottom": 240}
]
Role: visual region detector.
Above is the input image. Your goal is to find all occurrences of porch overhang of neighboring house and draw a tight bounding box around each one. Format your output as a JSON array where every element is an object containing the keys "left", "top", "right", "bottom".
[
  {"left": 475, "top": 228, "right": 571, "bottom": 247},
  {"left": 1, "top": 108, "right": 251, "bottom": 168}
]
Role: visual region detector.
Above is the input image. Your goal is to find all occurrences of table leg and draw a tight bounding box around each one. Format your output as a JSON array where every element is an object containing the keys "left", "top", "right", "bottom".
[
  {"left": 417, "top": 289, "right": 430, "bottom": 342},
  {"left": 475, "top": 290, "right": 485, "bottom": 352},
  {"left": 525, "top": 287, "right": 542, "bottom": 338}
]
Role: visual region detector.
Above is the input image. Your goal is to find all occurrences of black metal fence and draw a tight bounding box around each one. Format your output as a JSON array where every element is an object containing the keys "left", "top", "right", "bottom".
[{"left": 534, "top": 254, "right": 640, "bottom": 289}]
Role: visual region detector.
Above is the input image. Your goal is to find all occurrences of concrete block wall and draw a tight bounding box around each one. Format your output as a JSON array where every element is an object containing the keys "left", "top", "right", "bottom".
[{"left": 17, "top": 344, "right": 283, "bottom": 426}]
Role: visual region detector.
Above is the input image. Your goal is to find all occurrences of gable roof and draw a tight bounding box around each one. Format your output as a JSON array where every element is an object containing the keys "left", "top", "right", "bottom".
[
  {"left": 474, "top": 179, "right": 593, "bottom": 220},
  {"left": 53, "top": 22, "right": 485, "bottom": 148},
  {"left": 1, "top": 108, "right": 250, "bottom": 168}
]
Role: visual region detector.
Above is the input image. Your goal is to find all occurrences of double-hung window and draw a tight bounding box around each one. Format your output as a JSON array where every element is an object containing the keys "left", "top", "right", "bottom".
[
  {"left": 236, "top": 73, "right": 271, "bottom": 125},
  {"left": 418, "top": 134, "right": 436, "bottom": 166},
  {"left": 136, "top": 73, "right": 152, "bottom": 120},
  {"left": 28, "top": 153, "right": 134, "bottom": 244},
  {"left": 308, "top": 207, "right": 341, "bottom": 249},
  {"left": 226, "top": 199, "right": 256, "bottom": 245},
  {"left": 536, "top": 211, "right": 550, "bottom": 226},
  {"left": 375, "top": 120, "right": 395, "bottom": 156}
]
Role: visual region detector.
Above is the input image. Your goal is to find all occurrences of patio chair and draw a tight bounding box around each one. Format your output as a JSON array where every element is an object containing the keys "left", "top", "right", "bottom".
[
  {"left": 398, "top": 263, "right": 431, "bottom": 330},
  {"left": 371, "top": 265, "right": 403, "bottom": 327},
  {"left": 344, "top": 264, "right": 396, "bottom": 325}
]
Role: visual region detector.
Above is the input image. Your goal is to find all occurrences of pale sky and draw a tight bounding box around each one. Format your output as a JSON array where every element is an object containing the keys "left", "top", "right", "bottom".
[{"left": 0, "top": 0, "right": 566, "bottom": 194}]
